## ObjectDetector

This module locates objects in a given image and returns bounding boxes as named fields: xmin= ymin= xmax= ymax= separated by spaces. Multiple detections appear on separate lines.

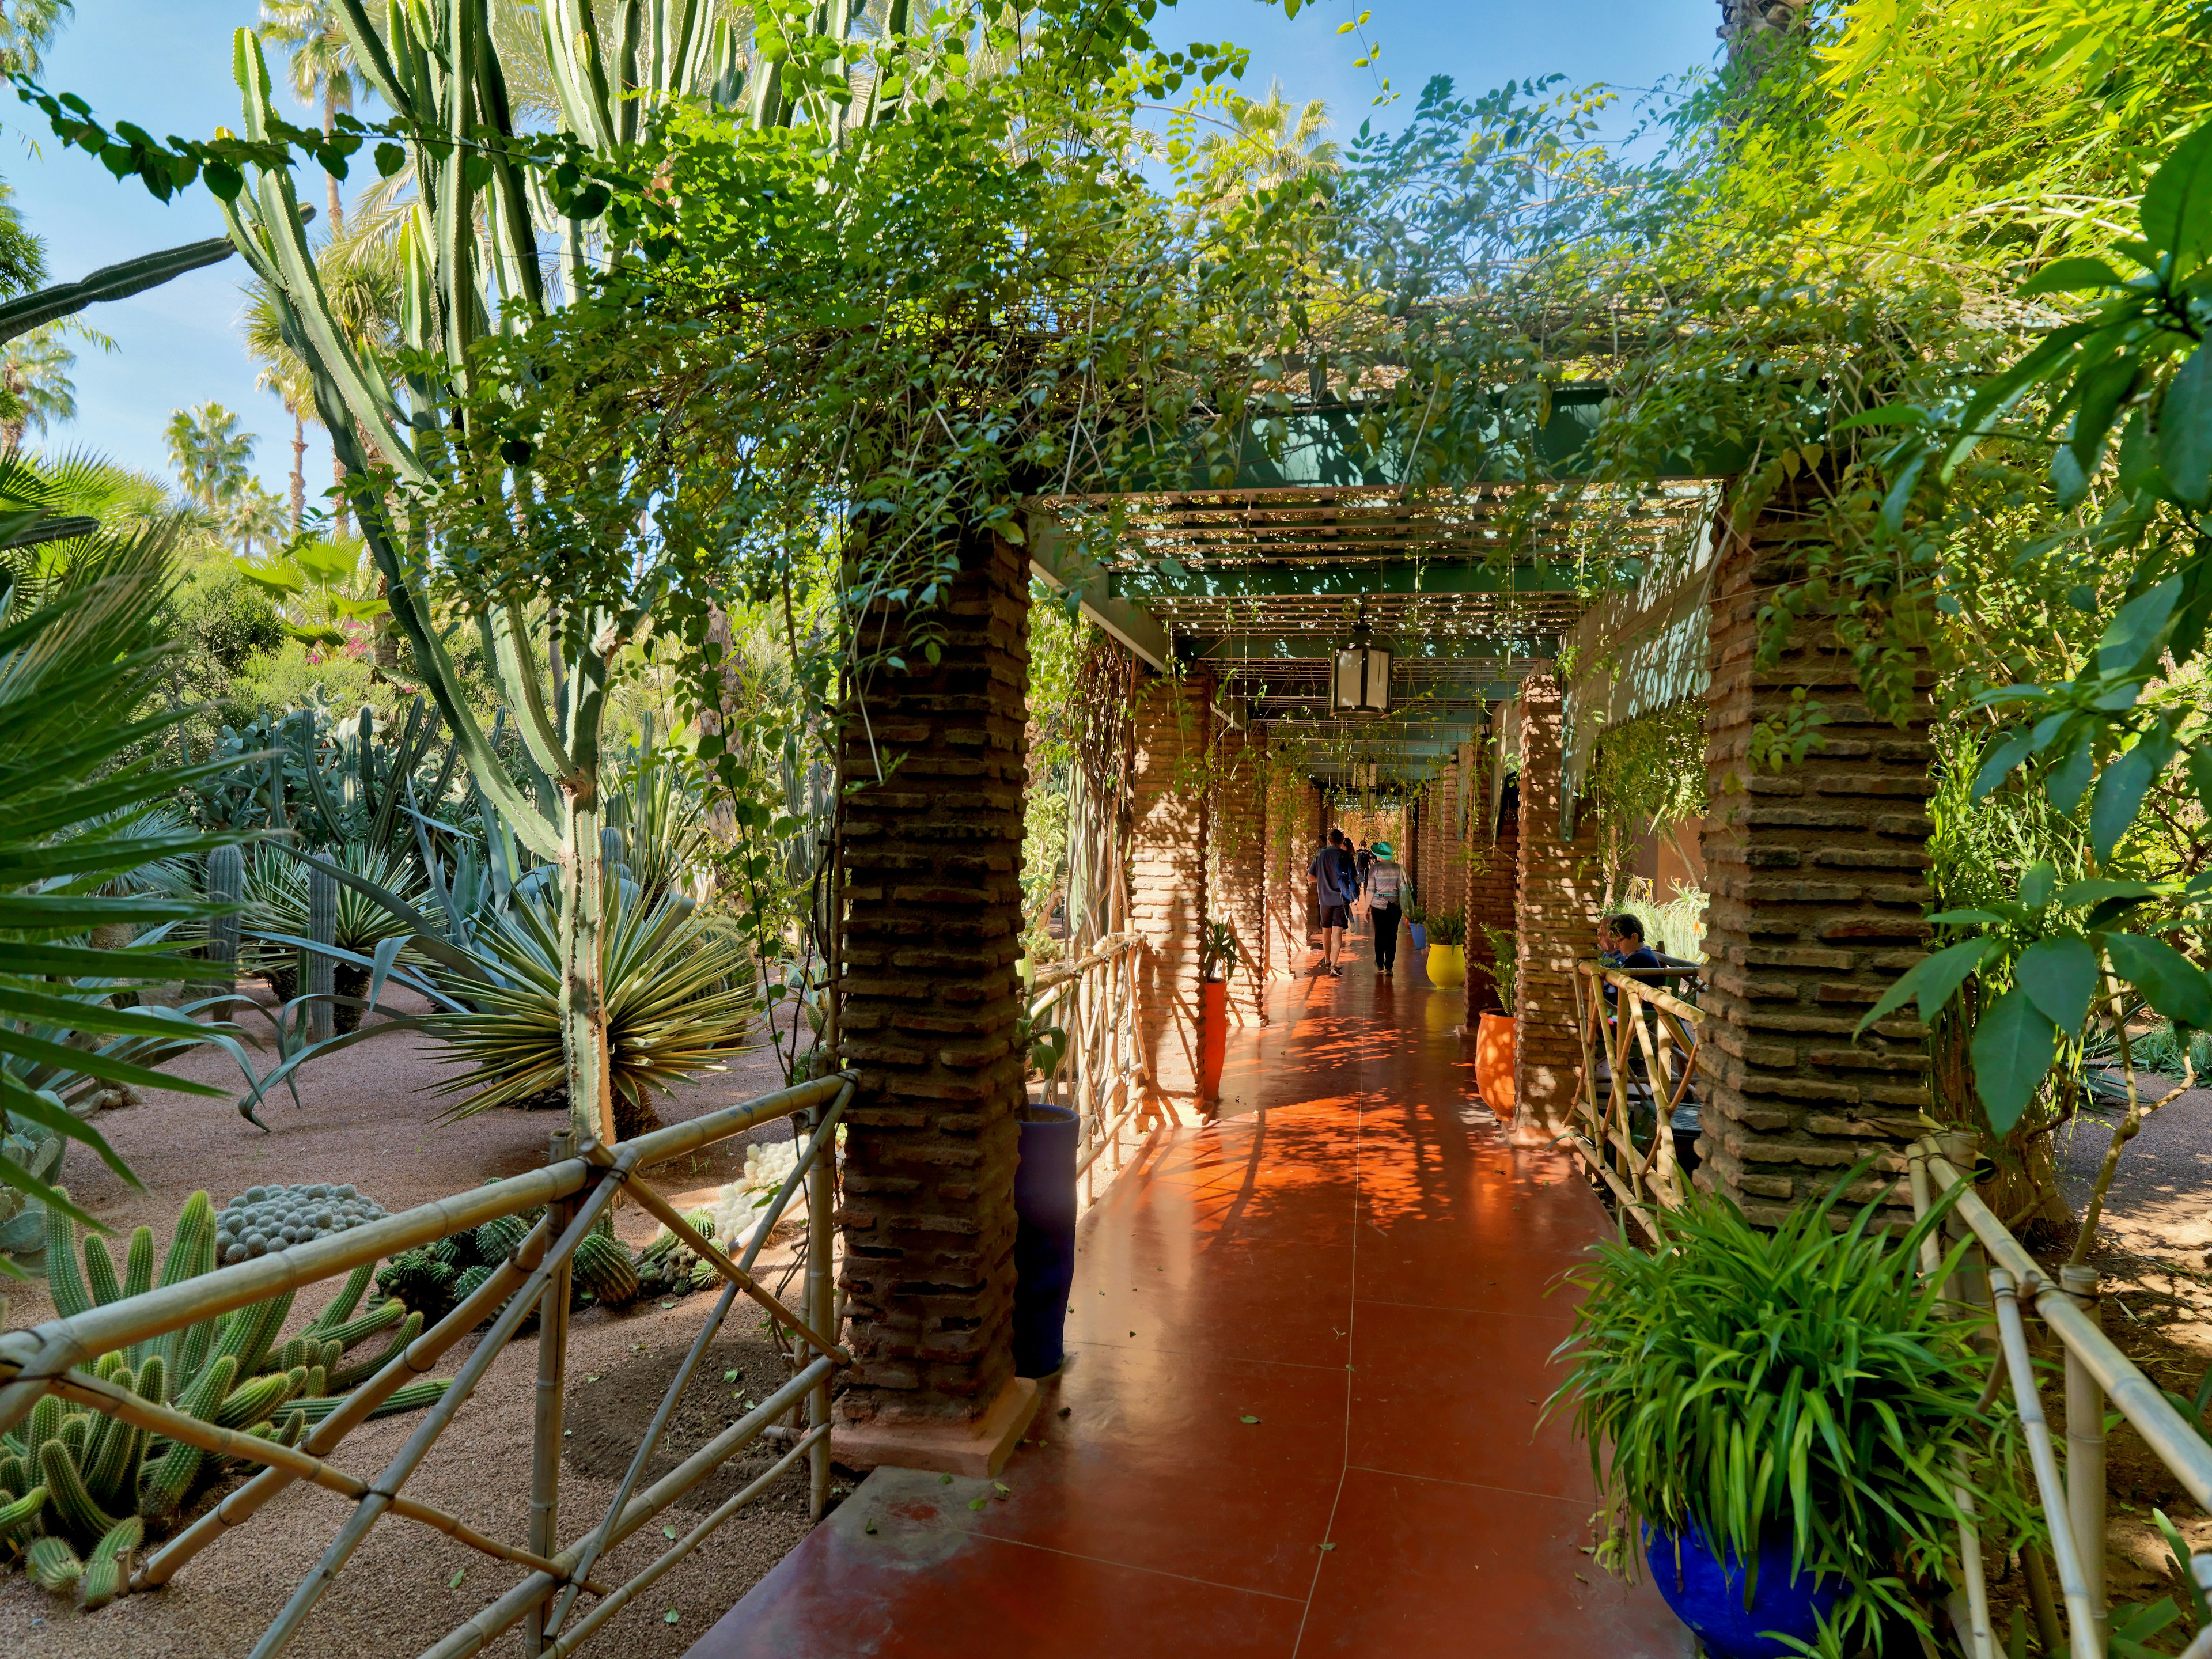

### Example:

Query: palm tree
xmin=163 ymin=403 xmax=255 ymax=513
xmin=0 ymin=321 xmax=91 ymax=449
xmin=0 ymin=0 xmax=73 ymax=74
xmin=221 ymin=480 xmax=289 ymax=558
xmin=1199 ymin=82 xmax=1341 ymax=199
xmin=260 ymin=0 xmax=365 ymax=233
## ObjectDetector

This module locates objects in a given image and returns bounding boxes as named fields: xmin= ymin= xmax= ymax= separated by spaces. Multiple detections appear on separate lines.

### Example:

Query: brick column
xmin=1130 ymin=671 xmax=1210 ymax=1119
xmin=1513 ymin=666 xmax=1604 ymax=1145
xmin=1211 ymin=720 xmax=1267 ymax=1020
xmin=834 ymin=527 xmax=1035 ymax=1465
xmin=1697 ymin=500 xmax=1935 ymax=1226
xmin=1263 ymin=746 xmax=1306 ymax=978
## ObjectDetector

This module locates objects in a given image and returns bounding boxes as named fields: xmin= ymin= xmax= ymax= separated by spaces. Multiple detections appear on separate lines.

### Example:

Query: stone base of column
xmin=833 ymin=1373 xmax=1042 ymax=1479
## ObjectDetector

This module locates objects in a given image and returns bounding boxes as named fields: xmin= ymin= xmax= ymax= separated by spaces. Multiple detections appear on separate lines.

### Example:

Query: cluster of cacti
xmin=377 ymin=1206 xmax=639 ymax=1328
xmin=0 ymin=1191 xmax=446 ymax=1610
xmin=217 ymin=1184 xmax=389 ymax=1262
xmin=631 ymin=1210 xmax=722 ymax=1298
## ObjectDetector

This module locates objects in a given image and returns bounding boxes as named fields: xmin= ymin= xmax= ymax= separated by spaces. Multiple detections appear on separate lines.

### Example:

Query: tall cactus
xmin=306 ymin=862 xmax=338 ymax=1044
xmin=215 ymin=0 xmax=886 ymax=1149
xmin=202 ymin=843 xmax=244 ymax=998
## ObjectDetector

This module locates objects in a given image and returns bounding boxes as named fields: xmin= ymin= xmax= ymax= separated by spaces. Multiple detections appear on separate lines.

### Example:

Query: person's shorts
xmin=1320 ymin=903 xmax=1351 ymax=929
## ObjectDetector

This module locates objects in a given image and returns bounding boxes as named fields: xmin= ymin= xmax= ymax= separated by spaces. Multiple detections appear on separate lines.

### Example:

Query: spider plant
xmin=1547 ymin=1171 xmax=2034 ymax=1652
xmin=422 ymin=878 xmax=760 ymax=1139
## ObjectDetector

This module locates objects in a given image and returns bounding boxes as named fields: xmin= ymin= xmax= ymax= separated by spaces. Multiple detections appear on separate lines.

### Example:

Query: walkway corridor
xmin=689 ymin=931 xmax=1690 ymax=1658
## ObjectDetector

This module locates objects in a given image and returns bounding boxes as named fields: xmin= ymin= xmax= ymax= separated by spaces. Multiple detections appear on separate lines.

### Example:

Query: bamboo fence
xmin=1567 ymin=960 xmax=1702 ymax=1235
xmin=1027 ymin=930 xmax=1150 ymax=1208
xmin=0 ymin=1070 xmax=854 ymax=1659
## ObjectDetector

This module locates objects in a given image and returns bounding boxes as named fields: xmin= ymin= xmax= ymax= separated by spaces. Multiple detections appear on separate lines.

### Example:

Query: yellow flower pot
xmin=1426 ymin=942 xmax=1466 ymax=988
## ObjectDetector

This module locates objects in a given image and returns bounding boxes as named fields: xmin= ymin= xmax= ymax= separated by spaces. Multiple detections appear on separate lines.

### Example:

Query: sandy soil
xmin=0 ymin=981 xmax=839 ymax=1657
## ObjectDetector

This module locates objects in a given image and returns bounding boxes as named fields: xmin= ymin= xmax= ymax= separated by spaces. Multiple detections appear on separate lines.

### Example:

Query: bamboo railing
xmin=1910 ymin=1134 xmax=2212 ymax=1659
xmin=1567 ymin=960 xmax=1702 ymax=1237
xmin=1027 ymin=930 xmax=1149 ymax=1206
xmin=0 ymin=1071 xmax=855 ymax=1659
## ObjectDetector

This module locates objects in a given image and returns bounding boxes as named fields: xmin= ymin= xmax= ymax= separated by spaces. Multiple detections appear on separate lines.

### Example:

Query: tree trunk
xmin=334 ymin=445 xmax=350 ymax=540
xmin=290 ymin=410 xmax=306 ymax=532
xmin=375 ymin=573 xmax=402 ymax=671
xmin=559 ymin=630 xmax=615 ymax=1149
xmin=324 ymin=92 xmax=343 ymax=236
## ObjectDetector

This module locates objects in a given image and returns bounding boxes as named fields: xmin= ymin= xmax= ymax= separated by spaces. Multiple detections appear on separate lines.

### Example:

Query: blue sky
xmin=6 ymin=0 xmax=1720 ymax=502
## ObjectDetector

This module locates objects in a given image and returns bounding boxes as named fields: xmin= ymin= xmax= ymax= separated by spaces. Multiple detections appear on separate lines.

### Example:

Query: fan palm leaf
xmin=0 ymin=509 xmax=255 ymax=1233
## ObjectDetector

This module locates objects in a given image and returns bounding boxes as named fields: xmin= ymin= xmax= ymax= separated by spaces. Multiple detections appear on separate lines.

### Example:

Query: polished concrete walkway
xmin=688 ymin=927 xmax=1690 ymax=1658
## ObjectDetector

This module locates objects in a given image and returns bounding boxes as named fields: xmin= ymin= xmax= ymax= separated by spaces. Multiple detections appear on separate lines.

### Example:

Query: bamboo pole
xmin=2061 ymin=1262 xmax=2108 ymax=1652
xmin=50 ymin=1369 xmax=610 ymax=1591
xmin=620 ymin=1180 xmax=849 ymax=1358
xmin=1922 ymin=1139 xmax=2212 ymax=1510
xmin=544 ymin=1090 xmax=847 ymax=1638
xmin=525 ymin=1129 xmax=578 ymax=1657
xmin=805 ymin=1099 xmax=835 ymax=1520
xmin=0 ymin=1070 xmax=850 ymax=1436
xmin=543 ymin=1427 xmax=831 ymax=1658
xmin=1988 ymin=1266 xmax=2103 ymax=1659
xmin=138 ymin=1216 xmax=555 ymax=1589
xmin=247 ymin=1172 xmax=623 ymax=1659
xmin=416 ymin=1355 xmax=838 ymax=1659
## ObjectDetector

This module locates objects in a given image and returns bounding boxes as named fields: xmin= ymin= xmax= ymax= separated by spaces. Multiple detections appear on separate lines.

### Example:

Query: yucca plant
xmin=422 ymin=878 xmax=759 ymax=1138
xmin=1547 ymin=1173 xmax=2033 ymax=1652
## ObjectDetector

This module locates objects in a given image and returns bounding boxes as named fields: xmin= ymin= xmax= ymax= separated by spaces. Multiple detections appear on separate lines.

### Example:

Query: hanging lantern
xmin=1331 ymin=612 xmax=1391 ymax=718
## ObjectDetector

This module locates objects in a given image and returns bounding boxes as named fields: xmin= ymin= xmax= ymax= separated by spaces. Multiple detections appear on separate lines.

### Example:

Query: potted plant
xmin=1198 ymin=921 xmax=1237 ymax=1101
xmin=1547 ymin=1174 xmax=2028 ymax=1659
xmin=1425 ymin=910 xmax=1467 ymax=988
xmin=1013 ymin=1007 xmax=1076 ymax=1377
xmin=1405 ymin=901 xmax=1428 ymax=953
xmin=1475 ymin=925 xmax=1516 ymax=1115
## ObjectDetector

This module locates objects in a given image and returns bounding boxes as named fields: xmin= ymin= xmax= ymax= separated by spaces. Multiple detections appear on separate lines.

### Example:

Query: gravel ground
xmin=0 ymin=980 xmax=835 ymax=1657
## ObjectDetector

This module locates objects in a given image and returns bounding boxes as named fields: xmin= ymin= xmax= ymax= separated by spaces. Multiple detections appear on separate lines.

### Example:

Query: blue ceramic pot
xmin=1408 ymin=922 xmax=1428 ymax=951
xmin=1012 ymin=1103 xmax=1080 ymax=1377
xmin=1643 ymin=1522 xmax=1841 ymax=1659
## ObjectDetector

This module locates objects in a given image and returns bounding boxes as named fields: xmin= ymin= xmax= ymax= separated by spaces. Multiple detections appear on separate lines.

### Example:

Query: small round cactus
xmin=217 ymin=1184 xmax=388 ymax=1264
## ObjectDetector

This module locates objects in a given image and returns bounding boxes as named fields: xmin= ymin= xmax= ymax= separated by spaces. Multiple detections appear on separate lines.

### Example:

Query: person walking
xmin=1306 ymin=827 xmax=1359 ymax=978
xmin=1366 ymin=841 xmax=1406 ymax=975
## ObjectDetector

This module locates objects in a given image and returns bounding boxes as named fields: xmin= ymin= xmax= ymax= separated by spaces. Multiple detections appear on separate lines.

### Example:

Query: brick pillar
xmin=1130 ymin=671 xmax=1210 ymax=1118
xmin=1513 ymin=666 xmax=1604 ymax=1145
xmin=1697 ymin=499 xmax=1935 ymax=1225
xmin=835 ymin=527 xmax=1029 ymax=1445
xmin=1211 ymin=721 xmax=1267 ymax=1020
xmin=1263 ymin=743 xmax=1304 ymax=978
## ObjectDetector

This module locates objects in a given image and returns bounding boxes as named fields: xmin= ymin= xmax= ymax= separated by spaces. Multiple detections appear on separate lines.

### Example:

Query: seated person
xmin=1603 ymin=912 xmax=1663 ymax=972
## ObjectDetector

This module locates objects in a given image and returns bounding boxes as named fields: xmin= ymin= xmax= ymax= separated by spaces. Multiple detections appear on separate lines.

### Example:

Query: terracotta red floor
xmin=687 ymin=934 xmax=1691 ymax=1658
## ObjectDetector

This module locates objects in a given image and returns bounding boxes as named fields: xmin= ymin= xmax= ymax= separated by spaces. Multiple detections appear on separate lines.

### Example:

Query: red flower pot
xmin=1200 ymin=978 xmax=1228 ymax=1102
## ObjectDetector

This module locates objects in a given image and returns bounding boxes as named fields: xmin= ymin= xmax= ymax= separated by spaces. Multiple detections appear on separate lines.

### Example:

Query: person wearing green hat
xmin=1366 ymin=840 xmax=1407 ymax=975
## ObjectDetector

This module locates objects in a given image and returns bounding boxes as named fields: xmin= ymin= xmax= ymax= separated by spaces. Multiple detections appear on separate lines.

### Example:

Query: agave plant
xmin=243 ymin=842 xmax=427 ymax=1033
xmin=422 ymin=878 xmax=759 ymax=1138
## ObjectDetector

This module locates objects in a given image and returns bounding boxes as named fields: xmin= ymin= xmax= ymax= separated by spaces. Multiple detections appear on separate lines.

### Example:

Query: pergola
xmin=1024 ymin=391 xmax=1719 ymax=789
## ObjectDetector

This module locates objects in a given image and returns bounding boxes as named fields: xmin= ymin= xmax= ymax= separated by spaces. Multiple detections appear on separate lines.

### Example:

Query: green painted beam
xmin=1024 ymin=513 xmax=1170 ymax=672
xmin=1111 ymin=561 xmax=1585 ymax=601
xmin=1191 ymin=635 xmax=1552 ymax=663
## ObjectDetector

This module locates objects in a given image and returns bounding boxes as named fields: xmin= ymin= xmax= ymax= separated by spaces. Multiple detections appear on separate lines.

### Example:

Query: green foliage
xmin=1550 ymin=1175 xmax=2033 ymax=1653
xmin=1478 ymin=923 xmax=1517 ymax=1016
xmin=1200 ymin=921 xmax=1240 ymax=981
xmin=1425 ymin=911 xmax=1466 ymax=948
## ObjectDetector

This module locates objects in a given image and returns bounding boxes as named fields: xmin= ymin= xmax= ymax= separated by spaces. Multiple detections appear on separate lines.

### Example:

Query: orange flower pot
xmin=1476 ymin=1012 xmax=1517 ymax=1118
xmin=1200 ymin=978 xmax=1228 ymax=1103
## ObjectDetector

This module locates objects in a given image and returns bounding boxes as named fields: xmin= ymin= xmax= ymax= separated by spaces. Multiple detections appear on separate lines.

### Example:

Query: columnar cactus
xmin=3 ymin=1192 xmax=452 ymax=1607
xmin=203 ymin=844 xmax=244 ymax=996
xmin=306 ymin=862 xmax=338 ymax=1043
